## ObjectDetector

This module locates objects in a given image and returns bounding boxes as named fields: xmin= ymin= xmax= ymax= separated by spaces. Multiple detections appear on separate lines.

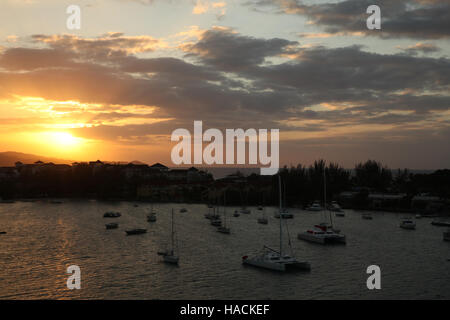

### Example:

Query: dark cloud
xmin=246 ymin=0 xmax=450 ymax=39
xmin=183 ymin=27 xmax=298 ymax=70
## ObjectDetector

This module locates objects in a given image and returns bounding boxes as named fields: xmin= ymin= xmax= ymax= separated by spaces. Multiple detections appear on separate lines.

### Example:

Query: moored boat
xmin=104 ymin=212 xmax=121 ymax=218
xmin=243 ymin=175 xmax=310 ymax=272
xmin=298 ymin=223 xmax=346 ymax=244
xmin=400 ymin=218 xmax=416 ymax=230
xmin=105 ymin=222 xmax=119 ymax=229
xmin=443 ymin=228 xmax=450 ymax=241
xmin=362 ymin=213 xmax=373 ymax=220
xmin=431 ymin=220 xmax=450 ymax=227
xmin=161 ymin=209 xmax=179 ymax=265
xmin=125 ymin=229 xmax=147 ymax=235
xmin=305 ymin=201 xmax=323 ymax=212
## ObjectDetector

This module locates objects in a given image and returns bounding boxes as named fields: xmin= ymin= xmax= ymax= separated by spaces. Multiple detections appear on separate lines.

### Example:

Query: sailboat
xmin=147 ymin=203 xmax=156 ymax=222
xmin=242 ymin=176 xmax=311 ymax=272
xmin=443 ymin=228 xmax=450 ymax=241
xmin=257 ymin=206 xmax=268 ymax=224
xmin=161 ymin=209 xmax=179 ymax=265
xmin=298 ymin=166 xmax=346 ymax=245
xmin=274 ymin=180 xmax=293 ymax=218
xmin=217 ymin=193 xmax=230 ymax=234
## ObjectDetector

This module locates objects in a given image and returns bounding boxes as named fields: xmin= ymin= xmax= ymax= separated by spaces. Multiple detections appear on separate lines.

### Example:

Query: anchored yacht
xmin=242 ymin=176 xmax=310 ymax=272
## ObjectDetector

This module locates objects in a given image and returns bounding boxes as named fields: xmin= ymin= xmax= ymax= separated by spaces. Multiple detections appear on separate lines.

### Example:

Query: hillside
xmin=0 ymin=151 xmax=73 ymax=166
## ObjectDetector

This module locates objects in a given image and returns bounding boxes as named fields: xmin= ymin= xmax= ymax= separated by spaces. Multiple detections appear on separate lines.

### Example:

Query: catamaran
xmin=161 ymin=209 xmax=179 ymax=265
xmin=298 ymin=167 xmax=346 ymax=245
xmin=242 ymin=176 xmax=311 ymax=272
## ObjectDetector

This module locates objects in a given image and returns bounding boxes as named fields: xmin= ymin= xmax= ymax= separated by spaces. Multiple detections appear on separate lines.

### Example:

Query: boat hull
xmin=298 ymin=232 xmax=346 ymax=245
xmin=242 ymin=258 xmax=310 ymax=272
xmin=163 ymin=255 xmax=179 ymax=265
xmin=125 ymin=229 xmax=147 ymax=236
xmin=431 ymin=221 xmax=450 ymax=227
xmin=400 ymin=224 xmax=416 ymax=230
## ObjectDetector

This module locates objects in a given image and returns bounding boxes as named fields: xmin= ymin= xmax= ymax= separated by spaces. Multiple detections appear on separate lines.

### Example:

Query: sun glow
xmin=46 ymin=132 xmax=81 ymax=148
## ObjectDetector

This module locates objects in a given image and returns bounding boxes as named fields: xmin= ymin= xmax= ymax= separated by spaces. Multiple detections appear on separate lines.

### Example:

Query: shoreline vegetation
xmin=0 ymin=159 xmax=449 ymax=215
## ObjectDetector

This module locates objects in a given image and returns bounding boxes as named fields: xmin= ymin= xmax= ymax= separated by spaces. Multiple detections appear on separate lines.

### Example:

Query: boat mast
xmin=323 ymin=165 xmax=333 ymax=227
xmin=279 ymin=175 xmax=283 ymax=257
xmin=223 ymin=190 xmax=227 ymax=228
xmin=171 ymin=209 xmax=174 ymax=253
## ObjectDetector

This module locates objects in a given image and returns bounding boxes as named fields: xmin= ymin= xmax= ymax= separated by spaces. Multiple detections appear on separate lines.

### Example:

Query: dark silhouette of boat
xmin=125 ymin=229 xmax=147 ymax=235
xmin=105 ymin=223 xmax=119 ymax=230
xmin=104 ymin=212 xmax=121 ymax=218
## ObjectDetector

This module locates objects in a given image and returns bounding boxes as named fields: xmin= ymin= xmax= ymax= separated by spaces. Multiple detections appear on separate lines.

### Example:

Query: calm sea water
xmin=0 ymin=200 xmax=449 ymax=300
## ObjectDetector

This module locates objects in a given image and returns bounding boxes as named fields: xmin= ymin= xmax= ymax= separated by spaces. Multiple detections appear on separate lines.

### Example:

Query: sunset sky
xmin=0 ymin=0 xmax=449 ymax=168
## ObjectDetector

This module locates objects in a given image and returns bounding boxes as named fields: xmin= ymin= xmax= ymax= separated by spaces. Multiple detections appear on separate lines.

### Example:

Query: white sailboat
xmin=298 ymin=167 xmax=346 ymax=245
xmin=242 ymin=176 xmax=311 ymax=272
xmin=162 ymin=209 xmax=179 ymax=265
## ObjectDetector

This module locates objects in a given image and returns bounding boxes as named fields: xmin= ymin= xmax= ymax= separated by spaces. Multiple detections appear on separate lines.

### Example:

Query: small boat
xmin=400 ymin=218 xmax=416 ymax=230
xmin=0 ymin=231 xmax=6 ymax=235
xmin=335 ymin=212 xmax=345 ymax=217
xmin=362 ymin=213 xmax=373 ymax=220
xmin=233 ymin=210 xmax=240 ymax=217
xmin=431 ymin=220 xmax=450 ymax=227
xmin=257 ymin=217 xmax=268 ymax=224
xmin=125 ymin=228 xmax=147 ymax=235
xmin=205 ymin=207 xmax=220 ymax=220
xmin=443 ymin=229 xmax=450 ymax=242
xmin=211 ymin=218 xmax=222 ymax=227
xmin=258 ymin=208 xmax=268 ymax=225
xmin=103 ymin=212 xmax=121 ymax=218
xmin=305 ymin=201 xmax=323 ymax=212
xmin=240 ymin=207 xmax=251 ymax=214
xmin=243 ymin=175 xmax=310 ymax=272
xmin=180 ymin=208 xmax=187 ymax=213
xmin=161 ymin=209 xmax=179 ymax=265
xmin=328 ymin=201 xmax=344 ymax=212
xmin=147 ymin=204 xmax=157 ymax=222
xmin=217 ymin=226 xmax=230 ymax=234
xmin=415 ymin=214 xmax=422 ymax=219
xmin=133 ymin=204 xmax=139 ymax=207
xmin=274 ymin=211 xmax=293 ymax=219
xmin=105 ymin=223 xmax=119 ymax=230
xmin=157 ymin=249 xmax=169 ymax=256
xmin=257 ymin=206 xmax=263 ymax=211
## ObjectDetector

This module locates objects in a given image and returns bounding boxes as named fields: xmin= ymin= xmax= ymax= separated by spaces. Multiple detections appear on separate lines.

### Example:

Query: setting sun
xmin=48 ymin=132 xmax=80 ymax=147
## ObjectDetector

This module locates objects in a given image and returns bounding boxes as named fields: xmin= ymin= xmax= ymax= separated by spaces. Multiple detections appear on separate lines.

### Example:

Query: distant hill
xmin=0 ymin=151 xmax=74 ymax=166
